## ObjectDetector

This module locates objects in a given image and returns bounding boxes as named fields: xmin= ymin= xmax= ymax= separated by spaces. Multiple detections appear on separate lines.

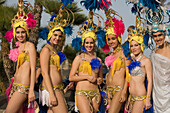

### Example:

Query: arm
xmin=40 ymin=47 xmax=57 ymax=105
xmin=97 ymin=58 xmax=103 ymax=85
xmin=69 ymin=55 xmax=89 ymax=82
xmin=144 ymin=58 xmax=153 ymax=110
xmin=36 ymin=68 xmax=41 ymax=83
xmin=28 ymin=43 xmax=36 ymax=103
xmin=120 ymin=56 xmax=129 ymax=102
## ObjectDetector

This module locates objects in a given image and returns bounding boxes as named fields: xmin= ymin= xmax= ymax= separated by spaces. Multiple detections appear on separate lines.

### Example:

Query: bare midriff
xmin=129 ymin=76 xmax=146 ymax=96
xmin=42 ymin=65 xmax=63 ymax=87
xmin=14 ymin=62 xmax=30 ymax=86
xmin=106 ymin=68 xmax=125 ymax=88
xmin=76 ymin=72 xmax=99 ymax=91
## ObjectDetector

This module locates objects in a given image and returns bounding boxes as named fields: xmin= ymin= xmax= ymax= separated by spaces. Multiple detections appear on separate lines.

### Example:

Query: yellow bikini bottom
xmin=9 ymin=82 xmax=30 ymax=99
xmin=75 ymin=90 xmax=100 ymax=113
xmin=40 ymin=84 xmax=63 ymax=91
xmin=129 ymin=95 xmax=147 ymax=111
xmin=107 ymin=85 xmax=122 ymax=98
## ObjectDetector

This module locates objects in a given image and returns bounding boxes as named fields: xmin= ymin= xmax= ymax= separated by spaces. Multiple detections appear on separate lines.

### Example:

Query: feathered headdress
xmin=128 ymin=14 xmax=149 ymax=52
xmin=4 ymin=0 xmax=36 ymax=42
xmin=72 ymin=0 xmax=107 ymax=51
xmin=39 ymin=0 xmax=74 ymax=41
xmin=101 ymin=8 xmax=125 ymax=52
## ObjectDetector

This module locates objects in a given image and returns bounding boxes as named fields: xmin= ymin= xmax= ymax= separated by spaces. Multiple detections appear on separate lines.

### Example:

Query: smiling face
xmin=130 ymin=40 xmax=142 ymax=56
xmin=107 ymin=34 xmax=119 ymax=49
xmin=84 ymin=37 xmax=95 ymax=52
xmin=50 ymin=30 xmax=63 ymax=45
xmin=15 ymin=27 xmax=27 ymax=43
xmin=152 ymin=31 xmax=165 ymax=47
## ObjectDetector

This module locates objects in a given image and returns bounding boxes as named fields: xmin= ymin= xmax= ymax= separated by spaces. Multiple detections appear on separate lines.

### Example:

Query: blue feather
xmin=80 ymin=0 xmax=100 ymax=11
xmin=57 ymin=52 xmax=67 ymax=64
xmin=143 ymin=33 xmax=149 ymax=49
xmin=61 ymin=0 xmax=74 ymax=6
xmin=127 ymin=60 xmax=141 ymax=74
xmin=168 ymin=29 xmax=170 ymax=36
xmin=131 ymin=4 xmax=137 ymax=15
xmin=39 ymin=28 xmax=49 ymax=40
xmin=64 ymin=25 xmax=73 ymax=36
xmin=71 ymin=37 xmax=82 ymax=51
xmin=82 ymin=46 xmax=88 ymax=53
xmin=122 ymin=41 xmax=130 ymax=57
xmin=50 ymin=14 xmax=57 ymax=21
xmin=96 ymin=30 xmax=106 ymax=48
xmin=90 ymin=58 xmax=101 ymax=70
xmin=138 ymin=0 xmax=160 ymax=12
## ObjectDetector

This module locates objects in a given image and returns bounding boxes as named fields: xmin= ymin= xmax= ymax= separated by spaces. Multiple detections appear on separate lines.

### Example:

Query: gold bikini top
xmin=78 ymin=54 xmax=92 ymax=76
xmin=16 ymin=42 xmax=30 ymax=70
xmin=47 ymin=44 xmax=60 ymax=71
xmin=111 ymin=56 xmax=125 ymax=76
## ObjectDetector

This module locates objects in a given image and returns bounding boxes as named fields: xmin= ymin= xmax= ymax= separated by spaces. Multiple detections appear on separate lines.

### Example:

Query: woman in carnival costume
xmin=102 ymin=7 xmax=128 ymax=113
xmin=5 ymin=0 xmax=37 ymax=113
xmin=38 ymin=1 xmax=74 ymax=113
xmin=142 ymin=0 xmax=170 ymax=112
xmin=125 ymin=15 xmax=153 ymax=113
xmin=70 ymin=0 xmax=110 ymax=112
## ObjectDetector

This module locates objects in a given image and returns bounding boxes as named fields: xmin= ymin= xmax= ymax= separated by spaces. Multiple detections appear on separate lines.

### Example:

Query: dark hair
xmin=53 ymin=29 xmax=63 ymax=35
xmin=127 ymin=25 xmax=135 ymax=32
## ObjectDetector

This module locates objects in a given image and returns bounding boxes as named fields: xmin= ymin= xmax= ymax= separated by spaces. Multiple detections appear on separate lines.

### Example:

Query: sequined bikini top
xmin=16 ymin=42 xmax=30 ymax=70
xmin=47 ymin=44 xmax=60 ymax=71
xmin=131 ymin=55 xmax=145 ymax=77
xmin=78 ymin=54 xmax=92 ymax=76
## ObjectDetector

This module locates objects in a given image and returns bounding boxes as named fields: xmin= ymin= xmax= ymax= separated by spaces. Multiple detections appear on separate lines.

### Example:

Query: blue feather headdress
xmin=39 ymin=0 xmax=74 ymax=41
xmin=72 ymin=3 xmax=106 ymax=52
xmin=80 ymin=0 xmax=100 ymax=11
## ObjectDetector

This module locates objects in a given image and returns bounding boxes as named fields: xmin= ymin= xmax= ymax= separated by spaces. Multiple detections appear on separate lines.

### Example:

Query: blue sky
xmin=4 ymin=0 xmax=151 ymax=56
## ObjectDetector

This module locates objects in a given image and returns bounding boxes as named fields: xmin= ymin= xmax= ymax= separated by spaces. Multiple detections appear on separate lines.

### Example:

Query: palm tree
xmin=0 ymin=0 xmax=87 ymax=81
xmin=36 ymin=0 xmax=87 ymax=52
xmin=0 ymin=4 xmax=17 ymax=80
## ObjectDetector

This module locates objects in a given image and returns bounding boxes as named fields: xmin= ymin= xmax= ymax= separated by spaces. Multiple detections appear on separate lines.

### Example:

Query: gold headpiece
xmin=47 ymin=5 xmax=74 ymax=40
xmin=128 ymin=15 xmax=146 ymax=52
xmin=105 ymin=8 xmax=124 ymax=44
xmin=78 ymin=10 xmax=104 ymax=45
xmin=12 ymin=0 xmax=34 ymax=39
xmin=128 ymin=15 xmax=145 ymax=38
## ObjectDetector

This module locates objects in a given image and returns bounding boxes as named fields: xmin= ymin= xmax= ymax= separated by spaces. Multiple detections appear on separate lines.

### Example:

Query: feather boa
xmin=57 ymin=52 xmax=67 ymax=64
xmin=80 ymin=0 xmax=100 ymax=11
xmin=90 ymin=58 xmax=101 ymax=70
xmin=39 ymin=28 xmax=49 ymax=40
xmin=26 ymin=13 xmax=36 ymax=28
xmin=71 ymin=37 xmax=82 ymax=51
xmin=127 ymin=60 xmax=141 ymax=74
xmin=105 ymin=18 xmax=125 ymax=37
xmin=105 ymin=56 xmax=116 ymax=68
xmin=4 ymin=29 xmax=13 ymax=42
xmin=9 ymin=48 xmax=19 ymax=62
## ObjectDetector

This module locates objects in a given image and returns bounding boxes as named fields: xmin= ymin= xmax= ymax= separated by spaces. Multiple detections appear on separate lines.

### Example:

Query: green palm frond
xmin=37 ymin=0 xmax=87 ymax=25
